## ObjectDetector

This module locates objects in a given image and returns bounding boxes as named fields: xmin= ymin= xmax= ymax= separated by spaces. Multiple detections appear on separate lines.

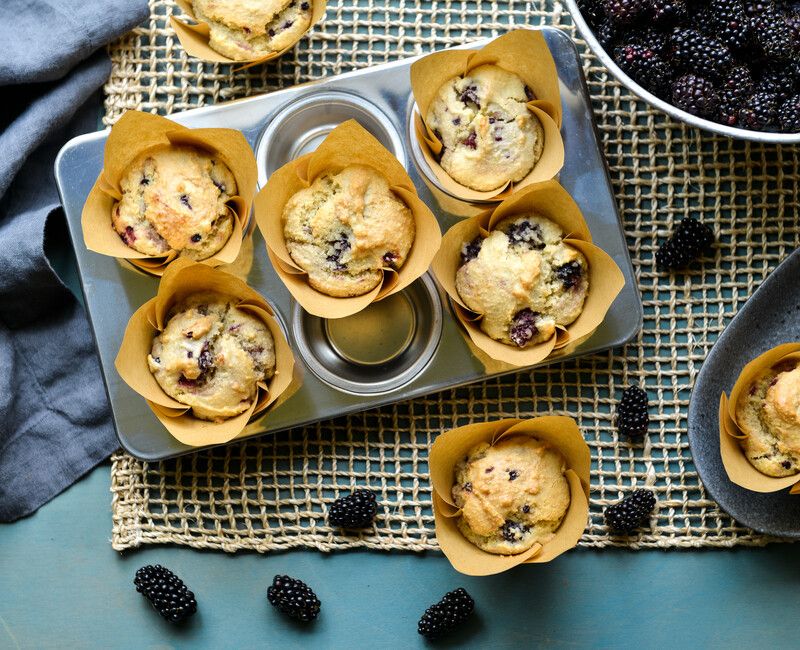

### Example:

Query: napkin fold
xmin=0 ymin=0 xmax=149 ymax=522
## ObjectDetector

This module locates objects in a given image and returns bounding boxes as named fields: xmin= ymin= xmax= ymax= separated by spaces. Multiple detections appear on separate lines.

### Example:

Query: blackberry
xmin=778 ymin=94 xmax=800 ymax=131
xmin=633 ymin=27 xmax=670 ymax=56
xmin=648 ymin=0 xmax=687 ymax=27
xmin=327 ymin=489 xmax=378 ymax=528
xmin=718 ymin=65 xmax=755 ymax=125
xmin=595 ymin=17 xmax=621 ymax=49
xmin=555 ymin=261 xmax=584 ymax=290
xmin=756 ymin=64 xmax=798 ymax=103
xmin=267 ymin=575 xmax=321 ymax=622
xmin=655 ymin=216 xmax=715 ymax=270
xmin=509 ymin=308 xmax=540 ymax=348
xmin=695 ymin=0 xmax=751 ymax=51
xmin=603 ymin=0 xmax=648 ymax=24
xmin=460 ymin=237 xmax=482 ymax=264
xmin=614 ymin=42 xmax=673 ymax=94
xmin=134 ymin=565 xmax=197 ymax=623
xmin=615 ymin=385 xmax=650 ymax=438
xmin=670 ymin=28 xmax=733 ymax=80
xmin=506 ymin=220 xmax=544 ymax=249
xmin=747 ymin=4 xmax=794 ymax=58
xmin=739 ymin=91 xmax=778 ymax=129
xmin=577 ymin=0 xmax=606 ymax=28
xmin=604 ymin=489 xmax=657 ymax=534
xmin=417 ymin=588 xmax=475 ymax=639
xmin=671 ymin=74 xmax=719 ymax=119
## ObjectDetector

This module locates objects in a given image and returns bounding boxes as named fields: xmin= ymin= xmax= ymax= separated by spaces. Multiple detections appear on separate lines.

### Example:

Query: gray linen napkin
xmin=0 ymin=0 xmax=149 ymax=521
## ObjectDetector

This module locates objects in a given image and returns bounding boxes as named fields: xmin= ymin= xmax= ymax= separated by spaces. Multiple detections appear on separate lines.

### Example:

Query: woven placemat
xmin=108 ymin=0 xmax=800 ymax=552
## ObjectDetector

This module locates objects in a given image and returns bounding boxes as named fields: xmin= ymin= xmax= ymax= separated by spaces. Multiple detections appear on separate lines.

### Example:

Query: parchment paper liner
xmin=170 ymin=0 xmax=327 ymax=67
xmin=719 ymin=343 xmax=800 ymax=494
xmin=429 ymin=416 xmax=591 ymax=576
xmin=410 ymin=29 xmax=565 ymax=202
xmin=431 ymin=180 xmax=625 ymax=367
xmin=255 ymin=119 xmax=442 ymax=318
xmin=114 ymin=259 xmax=295 ymax=447
xmin=82 ymin=110 xmax=258 ymax=277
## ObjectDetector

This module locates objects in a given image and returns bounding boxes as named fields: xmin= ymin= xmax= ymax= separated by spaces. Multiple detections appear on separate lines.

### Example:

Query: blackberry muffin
xmin=113 ymin=145 xmax=237 ymax=261
xmin=282 ymin=164 xmax=415 ymax=298
xmin=148 ymin=291 xmax=275 ymax=421
xmin=425 ymin=64 xmax=544 ymax=192
xmin=455 ymin=214 xmax=589 ymax=348
xmin=192 ymin=0 xmax=313 ymax=61
xmin=735 ymin=359 xmax=800 ymax=477
xmin=451 ymin=435 xmax=570 ymax=555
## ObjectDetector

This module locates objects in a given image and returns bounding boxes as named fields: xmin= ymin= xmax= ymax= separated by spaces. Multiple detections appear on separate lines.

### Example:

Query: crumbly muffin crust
xmin=455 ymin=214 xmax=589 ymax=348
xmin=148 ymin=291 xmax=275 ymax=421
xmin=452 ymin=435 xmax=570 ymax=555
xmin=425 ymin=64 xmax=544 ymax=192
xmin=282 ymin=164 xmax=415 ymax=298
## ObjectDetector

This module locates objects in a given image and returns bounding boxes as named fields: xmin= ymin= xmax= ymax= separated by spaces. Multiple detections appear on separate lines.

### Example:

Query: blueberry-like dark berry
xmin=655 ymin=216 xmax=715 ymax=270
xmin=671 ymin=74 xmax=719 ymax=119
xmin=326 ymin=235 xmax=351 ymax=270
xmin=508 ymin=308 xmax=540 ymax=347
xmin=500 ymin=519 xmax=529 ymax=542
xmin=134 ymin=565 xmax=197 ymax=623
xmin=180 ymin=194 xmax=191 ymax=209
xmin=460 ymin=237 xmax=482 ymax=264
xmin=616 ymin=385 xmax=649 ymax=438
xmin=778 ymin=94 xmax=800 ymax=132
xmin=267 ymin=575 xmax=320 ymax=622
xmin=604 ymin=489 xmax=657 ymax=534
xmin=197 ymin=340 xmax=213 ymax=374
xmin=505 ymin=220 xmax=544 ymax=249
xmin=460 ymin=85 xmax=480 ymax=107
xmin=417 ymin=588 xmax=475 ymax=639
xmin=614 ymin=43 xmax=673 ymax=94
xmin=463 ymin=131 xmax=478 ymax=149
xmin=555 ymin=261 xmax=584 ymax=290
xmin=328 ymin=489 xmax=378 ymax=528
xmin=190 ymin=233 xmax=202 ymax=242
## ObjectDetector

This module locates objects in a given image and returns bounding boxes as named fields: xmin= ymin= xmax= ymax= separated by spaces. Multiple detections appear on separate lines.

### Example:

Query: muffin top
xmin=193 ymin=0 xmax=312 ymax=61
xmin=148 ymin=291 xmax=275 ymax=422
xmin=113 ymin=145 xmax=237 ymax=261
xmin=451 ymin=435 xmax=570 ymax=555
xmin=455 ymin=214 xmax=588 ymax=348
xmin=736 ymin=360 xmax=800 ymax=477
xmin=282 ymin=164 xmax=415 ymax=298
xmin=425 ymin=64 xmax=544 ymax=192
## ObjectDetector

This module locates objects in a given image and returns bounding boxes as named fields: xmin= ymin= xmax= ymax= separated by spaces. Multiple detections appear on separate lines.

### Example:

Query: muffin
xmin=425 ymin=64 xmax=544 ymax=192
xmin=113 ymin=145 xmax=237 ymax=261
xmin=282 ymin=164 xmax=415 ymax=298
xmin=735 ymin=359 xmax=800 ymax=477
xmin=192 ymin=0 xmax=313 ymax=61
xmin=451 ymin=435 xmax=570 ymax=555
xmin=455 ymin=214 xmax=589 ymax=348
xmin=148 ymin=291 xmax=275 ymax=421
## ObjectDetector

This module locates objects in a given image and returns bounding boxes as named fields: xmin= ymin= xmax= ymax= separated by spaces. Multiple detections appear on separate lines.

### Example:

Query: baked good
xmin=455 ymin=214 xmax=589 ymax=348
xmin=192 ymin=0 xmax=313 ymax=61
xmin=451 ymin=435 xmax=570 ymax=555
xmin=735 ymin=359 xmax=800 ymax=477
xmin=282 ymin=164 xmax=415 ymax=298
xmin=425 ymin=64 xmax=544 ymax=192
xmin=113 ymin=145 xmax=237 ymax=261
xmin=148 ymin=291 xmax=275 ymax=421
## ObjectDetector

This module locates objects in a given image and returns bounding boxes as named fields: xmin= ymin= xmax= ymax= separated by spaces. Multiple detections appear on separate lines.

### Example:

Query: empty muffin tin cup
xmin=256 ymin=91 xmax=405 ymax=186
xmin=292 ymin=273 xmax=443 ymax=395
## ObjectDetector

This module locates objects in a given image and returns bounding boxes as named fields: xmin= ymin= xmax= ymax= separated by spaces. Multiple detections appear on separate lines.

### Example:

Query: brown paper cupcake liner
xmin=429 ymin=416 xmax=591 ymax=576
xmin=431 ymin=180 xmax=625 ymax=367
xmin=254 ymin=119 xmax=442 ymax=319
xmin=410 ymin=29 xmax=565 ymax=202
xmin=170 ymin=0 xmax=327 ymax=67
xmin=719 ymin=342 xmax=800 ymax=494
xmin=114 ymin=259 xmax=296 ymax=447
xmin=81 ymin=110 xmax=258 ymax=277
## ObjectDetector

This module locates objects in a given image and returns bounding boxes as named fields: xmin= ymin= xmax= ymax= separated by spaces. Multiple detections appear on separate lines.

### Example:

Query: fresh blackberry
xmin=670 ymin=28 xmax=733 ymax=80
xmin=509 ymin=308 xmax=540 ymax=347
xmin=786 ymin=9 xmax=800 ymax=48
xmin=739 ymin=91 xmax=779 ymax=129
xmin=417 ymin=588 xmax=475 ymax=639
xmin=648 ymin=0 xmax=687 ymax=27
xmin=578 ymin=0 xmax=607 ymax=28
xmin=655 ymin=216 xmax=715 ymax=270
xmin=671 ymin=74 xmax=719 ymax=119
xmin=603 ymin=0 xmax=649 ymax=24
xmin=327 ymin=489 xmax=378 ymax=528
xmin=134 ymin=565 xmax=197 ymax=623
xmin=633 ymin=27 xmax=670 ymax=55
xmin=614 ymin=42 xmax=673 ymax=94
xmin=756 ymin=64 xmax=798 ymax=103
xmin=615 ymin=386 xmax=650 ymax=438
xmin=595 ymin=17 xmax=622 ymax=49
xmin=604 ymin=489 xmax=657 ymax=534
xmin=267 ymin=575 xmax=321 ymax=622
xmin=777 ymin=94 xmax=800 ymax=131
xmin=747 ymin=3 xmax=794 ymax=58
xmin=695 ymin=0 xmax=752 ymax=51
xmin=718 ymin=65 xmax=755 ymax=125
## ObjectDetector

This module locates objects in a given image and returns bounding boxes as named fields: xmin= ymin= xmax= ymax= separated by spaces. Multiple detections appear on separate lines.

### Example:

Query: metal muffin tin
xmin=55 ymin=28 xmax=643 ymax=461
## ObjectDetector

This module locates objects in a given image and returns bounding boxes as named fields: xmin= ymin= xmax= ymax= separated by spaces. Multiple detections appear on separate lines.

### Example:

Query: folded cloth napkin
xmin=0 ymin=0 xmax=149 ymax=521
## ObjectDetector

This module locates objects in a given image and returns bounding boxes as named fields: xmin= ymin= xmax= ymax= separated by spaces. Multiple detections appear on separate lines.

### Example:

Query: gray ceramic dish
xmin=688 ymin=248 xmax=800 ymax=537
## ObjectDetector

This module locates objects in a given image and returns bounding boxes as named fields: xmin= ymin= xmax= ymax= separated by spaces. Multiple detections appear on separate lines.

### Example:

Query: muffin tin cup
xmin=81 ymin=111 xmax=258 ymax=277
xmin=719 ymin=342 xmax=800 ymax=494
xmin=254 ymin=118 xmax=442 ymax=319
xmin=115 ymin=259 xmax=297 ymax=446
xmin=429 ymin=416 xmax=591 ymax=576
xmin=409 ymin=29 xmax=565 ymax=203
xmin=170 ymin=0 xmax=328 ymax=67
xmin=431 ymin=180 xmax=625 ymax=367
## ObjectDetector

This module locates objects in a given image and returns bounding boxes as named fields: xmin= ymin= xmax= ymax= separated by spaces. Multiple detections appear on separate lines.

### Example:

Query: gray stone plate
xmin=688 ymin=248 xmax=800 ymax=538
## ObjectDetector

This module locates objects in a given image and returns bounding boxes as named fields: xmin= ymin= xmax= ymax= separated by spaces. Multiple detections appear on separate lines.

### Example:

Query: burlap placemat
xmin=108 ymin=0 xmax=800 ymax=552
